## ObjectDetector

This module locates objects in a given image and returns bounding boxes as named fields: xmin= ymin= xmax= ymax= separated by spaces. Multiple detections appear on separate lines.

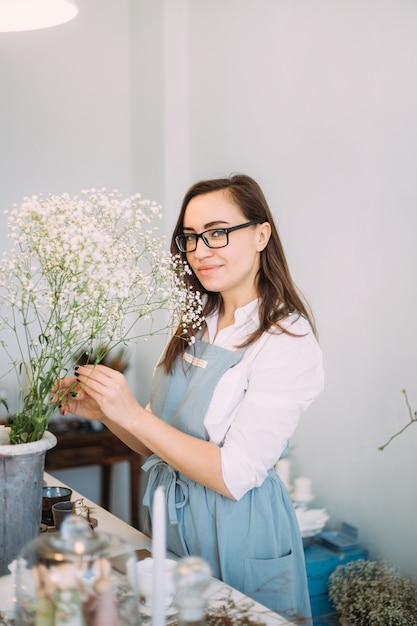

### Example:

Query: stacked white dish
xmin=295 ymin=507 xmax=330 ymax=547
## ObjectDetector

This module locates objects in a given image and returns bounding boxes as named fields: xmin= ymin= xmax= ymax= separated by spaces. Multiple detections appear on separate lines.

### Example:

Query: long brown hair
xmin=161 ymin=174 xmax=316 ymax=373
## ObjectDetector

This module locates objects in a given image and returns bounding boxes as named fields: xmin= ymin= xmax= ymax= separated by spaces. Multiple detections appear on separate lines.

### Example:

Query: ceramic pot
xmin=340 ymin=618 xmax=356 ymax=626
xmin=0 ymin=431 xmax=57 ymax=575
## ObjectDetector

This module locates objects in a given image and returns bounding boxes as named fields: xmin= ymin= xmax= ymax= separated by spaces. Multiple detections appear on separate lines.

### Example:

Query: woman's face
xmin=182 ymin=189 xmax=271 ymax=305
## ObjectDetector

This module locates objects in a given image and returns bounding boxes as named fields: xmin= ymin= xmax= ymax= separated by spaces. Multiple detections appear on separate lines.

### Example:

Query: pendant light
xmin=0 ymin=0 xmax=79 ymax=33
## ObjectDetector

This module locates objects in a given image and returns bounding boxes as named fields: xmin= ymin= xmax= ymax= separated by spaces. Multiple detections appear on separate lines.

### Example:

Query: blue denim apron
xmin=142 ymin=338 xmax=312 ymax=622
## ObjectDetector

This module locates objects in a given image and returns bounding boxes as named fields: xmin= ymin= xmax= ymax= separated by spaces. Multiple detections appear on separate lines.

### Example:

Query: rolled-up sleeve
xmin=208 ymin=318 xmax=324 ymax=501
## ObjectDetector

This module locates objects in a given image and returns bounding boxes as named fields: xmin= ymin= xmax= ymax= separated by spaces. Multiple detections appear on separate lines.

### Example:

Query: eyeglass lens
xmin=176 ymin=229 xmax=228 ymax=252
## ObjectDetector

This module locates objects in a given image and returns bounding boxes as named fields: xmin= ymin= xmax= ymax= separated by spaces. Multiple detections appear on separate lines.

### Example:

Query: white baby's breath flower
xmin=0 ymin=189 xmax=203 ymax=444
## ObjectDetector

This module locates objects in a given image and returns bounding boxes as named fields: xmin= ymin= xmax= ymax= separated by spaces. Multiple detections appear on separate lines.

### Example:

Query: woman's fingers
xmin=74 ymin=365 xmax=126 ymax=398
xmin=51 ymin=364 xmax=136 ymax=424
xmin=50 ymin=371 xmax=103 ymax=418
xmin=50 ymin=376 xmax=78 ymax=402
xmin=71 ymin=365 xmax=137 ymax=423
xmin=50 ymin=378 xmax=71 ymax=394
xmin=54 ymin=385 xmax=103 ymax=420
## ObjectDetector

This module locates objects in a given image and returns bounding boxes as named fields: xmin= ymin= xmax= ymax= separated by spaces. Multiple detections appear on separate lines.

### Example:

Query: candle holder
xmin=14 ymin=515 xmax=139 ymax=626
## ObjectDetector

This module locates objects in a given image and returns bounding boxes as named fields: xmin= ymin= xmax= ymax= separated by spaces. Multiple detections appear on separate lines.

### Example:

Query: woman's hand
xmin=51 ymin=372 xmax=105 ymax=421
xmin=51 ymin=364 xmax=138 ymax=426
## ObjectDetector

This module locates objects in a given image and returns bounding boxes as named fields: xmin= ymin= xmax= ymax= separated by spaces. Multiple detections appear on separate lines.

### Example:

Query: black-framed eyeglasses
xmin=175 ymin=221 xmax=259 ymax=253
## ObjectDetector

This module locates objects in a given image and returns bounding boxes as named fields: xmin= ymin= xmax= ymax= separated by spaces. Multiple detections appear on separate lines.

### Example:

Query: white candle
xmin=293 ymin=476 xmax=313 ymax=501
xmin=152 ymin=486 xmax=166 ymax=626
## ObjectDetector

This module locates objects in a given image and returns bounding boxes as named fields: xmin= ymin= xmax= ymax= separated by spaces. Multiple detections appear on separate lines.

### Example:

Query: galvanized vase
xmin=0 ymin=430 xmax=57 ymax=575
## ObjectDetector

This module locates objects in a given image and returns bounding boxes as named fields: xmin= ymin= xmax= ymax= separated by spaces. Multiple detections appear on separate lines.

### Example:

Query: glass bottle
xmin=173 ymin=556 xmax=212 ymax=626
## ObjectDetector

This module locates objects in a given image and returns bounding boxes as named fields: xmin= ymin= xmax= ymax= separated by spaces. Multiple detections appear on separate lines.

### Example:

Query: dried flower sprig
xmin=202 ymin=587 xmax=309 ymax=626
xmin=328 ymin=559 xmax=417 ymax=626
xmin=379 ymin=388 xmax=417 ymax=450
xmin=0 ymin=189 xmax=203 ymax=444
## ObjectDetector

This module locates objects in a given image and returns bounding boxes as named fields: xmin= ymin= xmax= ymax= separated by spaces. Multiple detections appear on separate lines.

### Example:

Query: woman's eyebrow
xmin=182 ymin=220 xmax=230 ymax=232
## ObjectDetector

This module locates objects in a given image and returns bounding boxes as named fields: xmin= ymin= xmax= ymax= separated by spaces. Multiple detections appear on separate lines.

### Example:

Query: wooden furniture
xmin=304 ymin=541 xmax=368 ymax=624
xmin=45 ymin=421 xmax=143 ymax=529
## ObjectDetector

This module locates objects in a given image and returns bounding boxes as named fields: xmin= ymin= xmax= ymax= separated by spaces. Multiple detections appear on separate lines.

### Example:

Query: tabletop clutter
xmin=274 ymin=458 xmax=330 ymax=547
xmin=0 ymin=466 xmax=332 ymax=626
xmin=1 ymin=486 xmax=217 ymax=626
xmin=41 ymin=485 xmax=98 ymax=532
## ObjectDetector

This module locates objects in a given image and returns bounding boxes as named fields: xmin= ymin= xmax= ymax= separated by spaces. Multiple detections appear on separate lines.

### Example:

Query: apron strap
xmin=142 ymin=455 xmax=189 ymax=526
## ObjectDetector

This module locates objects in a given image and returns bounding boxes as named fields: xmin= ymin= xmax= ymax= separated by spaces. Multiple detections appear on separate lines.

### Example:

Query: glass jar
xmin=173 ymin=557 xmax=212 ymax=626
xmin=15 ymin=515 xmax=139 ymax=626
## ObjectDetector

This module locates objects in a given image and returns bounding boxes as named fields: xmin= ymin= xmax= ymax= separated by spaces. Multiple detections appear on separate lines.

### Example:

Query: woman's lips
xmin=197 ymin=264 xmax=221 ymax=276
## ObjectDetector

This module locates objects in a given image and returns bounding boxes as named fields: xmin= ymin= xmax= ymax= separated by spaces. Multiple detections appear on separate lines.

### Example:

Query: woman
xmin=53 ymin=174 xmax=324 ymax=622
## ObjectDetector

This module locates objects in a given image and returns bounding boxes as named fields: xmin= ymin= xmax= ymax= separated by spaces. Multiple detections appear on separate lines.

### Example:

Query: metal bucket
xmin=0 ymin=431 xmax=57 ymax=575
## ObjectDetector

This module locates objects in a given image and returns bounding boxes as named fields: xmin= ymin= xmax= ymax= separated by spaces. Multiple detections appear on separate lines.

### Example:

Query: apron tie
xmin=142 ymin=455 xmax=189 ymax=526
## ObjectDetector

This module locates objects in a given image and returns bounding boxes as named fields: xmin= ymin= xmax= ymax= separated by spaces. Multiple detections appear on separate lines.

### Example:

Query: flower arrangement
xmin=328 ymin=559 xmax=417 ymax=626
xmin=0 ymin=189 xmax=203 ymax=444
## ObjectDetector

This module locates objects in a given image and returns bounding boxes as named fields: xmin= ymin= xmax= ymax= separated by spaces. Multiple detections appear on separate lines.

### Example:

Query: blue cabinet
xmin=304 ymin=542 xmax=368 ymax=624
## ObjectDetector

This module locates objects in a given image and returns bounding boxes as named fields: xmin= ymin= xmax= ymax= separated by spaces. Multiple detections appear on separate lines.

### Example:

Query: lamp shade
xmin=0 ymin=0 xmax=79 ymax=32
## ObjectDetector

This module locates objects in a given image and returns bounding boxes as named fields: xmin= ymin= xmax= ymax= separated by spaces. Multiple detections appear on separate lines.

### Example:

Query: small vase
xmin=0 ymin=431 xmax=57 ymax=575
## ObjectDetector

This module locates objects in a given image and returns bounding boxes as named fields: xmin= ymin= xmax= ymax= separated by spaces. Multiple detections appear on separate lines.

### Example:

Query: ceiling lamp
xmin=0 ymin=0 xmax=79 ymax=33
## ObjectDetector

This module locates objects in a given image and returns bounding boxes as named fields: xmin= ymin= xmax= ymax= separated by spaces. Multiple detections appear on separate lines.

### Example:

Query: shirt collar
xmin=204 ymin=298 xmax=260 ymax=343
xmin=234 ymin=298 xmax=259 ymax=326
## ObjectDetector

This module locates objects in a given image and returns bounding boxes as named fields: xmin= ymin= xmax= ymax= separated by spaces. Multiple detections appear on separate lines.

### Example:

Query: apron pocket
xmin=243 ymin=550 xmax=297 ymax=615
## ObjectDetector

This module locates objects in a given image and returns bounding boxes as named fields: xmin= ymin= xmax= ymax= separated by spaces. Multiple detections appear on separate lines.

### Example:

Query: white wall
xmin=1 ymin=0 xmax=416 ymax=579
xmin=0 ymin=0 xmax=136 ymax=521
xmin=132 ymin=0 xmax=417 ymax=579
xmin=0 ymin=0 xmax=133 ymax=207
xmin=182 ymin=0 xmax=417 ymax=580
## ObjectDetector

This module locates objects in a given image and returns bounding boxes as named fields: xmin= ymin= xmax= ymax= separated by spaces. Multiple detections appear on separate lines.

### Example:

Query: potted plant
xmin=0 ymin=188 xmax=203 ymax=574
xmin=328 ymin=559 xmax=417 ymax=626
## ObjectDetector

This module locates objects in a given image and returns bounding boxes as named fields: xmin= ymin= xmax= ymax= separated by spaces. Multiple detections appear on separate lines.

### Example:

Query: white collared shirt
xmin=202 ymin=299 xmax=324 ymax=500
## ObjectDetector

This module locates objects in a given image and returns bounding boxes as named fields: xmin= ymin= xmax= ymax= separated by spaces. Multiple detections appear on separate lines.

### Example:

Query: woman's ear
xmin=256 ymin=222 xmax=272 ymax=252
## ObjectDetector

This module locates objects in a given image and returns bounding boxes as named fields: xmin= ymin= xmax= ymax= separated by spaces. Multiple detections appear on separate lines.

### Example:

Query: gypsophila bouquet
xmin=0 ymin=189 xmax=203 ymax=444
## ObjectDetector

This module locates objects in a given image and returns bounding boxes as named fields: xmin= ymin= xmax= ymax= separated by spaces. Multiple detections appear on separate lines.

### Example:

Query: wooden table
xmin=45 ymin=421 xmax=143 ymax=529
